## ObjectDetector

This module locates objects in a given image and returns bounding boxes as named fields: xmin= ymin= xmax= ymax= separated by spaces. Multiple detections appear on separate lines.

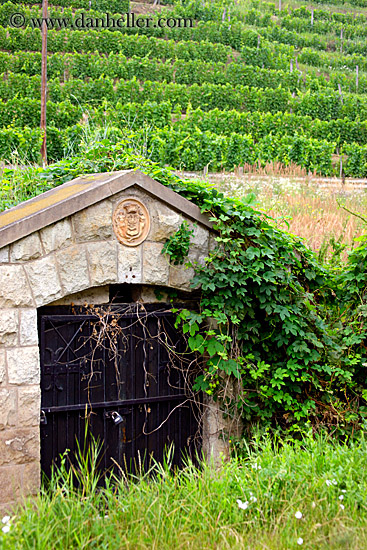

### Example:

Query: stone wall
xmin=0 ymin=184 xmax=212 ymax=511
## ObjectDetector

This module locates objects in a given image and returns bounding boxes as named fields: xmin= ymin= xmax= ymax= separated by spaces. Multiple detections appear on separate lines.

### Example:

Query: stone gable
xmin=0 ymin=170 xmax=230 ymax=512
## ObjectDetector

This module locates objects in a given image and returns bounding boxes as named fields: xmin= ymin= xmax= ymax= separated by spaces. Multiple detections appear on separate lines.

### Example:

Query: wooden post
xmin=340 ymin=27 xmax=343 ymax=53
xmin=40 ymin=0 xmax=48 ymax=166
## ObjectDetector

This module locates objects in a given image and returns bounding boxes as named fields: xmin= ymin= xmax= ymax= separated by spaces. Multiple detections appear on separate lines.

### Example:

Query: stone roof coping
xmin=0 ymin=169 xmax=212 ymax=248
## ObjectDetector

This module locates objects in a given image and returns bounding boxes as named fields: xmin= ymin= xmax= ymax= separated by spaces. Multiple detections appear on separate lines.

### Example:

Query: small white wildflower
xmin=1 ymin=517 xmax=10 ymax=524
xmin=340 ymin=504 xmax=345 ymax=510
xmin=312 ymin=502 xmax=316 ymax=508
xmin=237 ymin=499 xmax=249 ymax=510
xmin=252 ymin=463 xmax=261 ymax=470
xmin=297 ymin=538 xmax=304 ymax=545
xmin=341 ymin=489 xmax=347 ymax=493
xmin=295 ymin=511 xmax=303 ymax=519
xmin=339 ymin=495 xmax=344 ymax=500
xmin=332 ymin=479 xmax=337 ymax=485
xmin=1 ymin=525 xmax=10 ymax=534
xmin=250 ymin=495 xmax=257 ymax=503
xmin=326 ymin=479 xmax=332 ymax=486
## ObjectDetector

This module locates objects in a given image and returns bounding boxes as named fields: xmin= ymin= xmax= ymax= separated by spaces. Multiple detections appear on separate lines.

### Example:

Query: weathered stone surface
xmin=208 ymin=233 xmax=218 ymax=252
xmin=25 ymin=256 xmax=62 ymax=306
xmin=0 ymin=350 xmax=5 ymax=385
xmin=191 ymin=224 xmax=209 ymax=254
xmin=0 ymin=246 xmax=9 ymax=263
xmin=202 ymin=396 xmax=229 ymax=462
xmin=0 ymin=429 xmax=39 ymax=466
xmin=19 ymin=309 xmax=38 ymax=346
xmin=18 ymin=386 xmax=40 ymax=428
xmin=148 ymin=203 xmax=183 ymax=242
xmin=0 ymin=309 xmax=18 ymax=346
xmin=22 ymin=461 xmax=40 ymax=495
xmin=87 ymin=242 xmax=117 ymax=286
xmin=142 ymin=242 xmax=169 ymax=285
xmin=0 ymin=265 xmax=34 ymax=307
xmin=7 ymin=347 xmax=40 ymax=385
xmin=10 ymin=233 xmax=43 ymax=262
xmin=0 ymin=465 xmax=23 ymax=502
xmin=136 ymin=286 xmax=168 ymax=303
xmin=40 ymin=218 xmax=73 ymax=254
xmin=50 ymin=285 xmax=110 ymax=306
xmin=117 ymin=245 xmax=142 ymax=283
xmin=56 ymin=245 xmax=90 ymax=295
xmin=73 ymin=200 xmax=112 ymax=242
xmin=169 ymin=262 xmax=195 ymax=290
xmin=0 ymin=389 xmax=17 ymax=430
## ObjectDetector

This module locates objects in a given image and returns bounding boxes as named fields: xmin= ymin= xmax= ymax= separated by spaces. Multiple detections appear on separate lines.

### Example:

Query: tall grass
xmin=2 ymin=431 xmax=367 ymax=549
xmin=205 ymin=173 xmax=367 ymax=258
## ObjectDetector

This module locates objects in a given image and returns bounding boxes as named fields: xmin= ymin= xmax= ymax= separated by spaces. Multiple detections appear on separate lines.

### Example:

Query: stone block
xmin=117 ymin=245 xmax=142 ymax=283
xmin=7 ymin=347 xmax=40 ymax=385
xmin=25 ymin=256 xmax=62 ymax=307
xmin=208 ymin=233 xmax=219 ymax=252
xmin=40 ymin=218 xmax=73 ymax=254
xmin=18 ymin=386 xmax=40 ymax=428
xmin=148 ymin=203 xmax=183 ymax=242
xmin=56 ymin=245 xmax=90 ymax=296
xmin=142 ymin=242 xmax=169 ymax=285
xmin=0 ymin=309 xmax=18 ymax=347
xmin=0 ymin=465 xmax=23 ymax=502
xmin=136 ymin=286 xmax=168 ymax=303
xmin=19 ymin=309 xmax=38 ymax=346
xmin=10 ymin=233 xmax=43 ymax=262
xmin=50 ymin=285 xmax=110 ymax=306
xmin=0 ymin=389 xmax=17 ymax=430
xmin=87 ymin=241 xmax=117 ymax=286
xmin=0 ymin=429 xmax=39 ymax=466
xmin=191 ymin=224 xmax=209 ymax=254
xmin=202 ymin=396 xmax=229 ymax=462
xmin=0 ymin=350 xmax=5 ymax=385
xmin=73 ymin=200 xmax=112 ymax=242
xmin=0 ymin=246 xmax=9 ymax=263
xmin=22 ymin=461 xmax=40 ymax=495
xmin=168 ymin=246 xmax=204 ymax=290
xmin=0 ymin=265 xmax=34 ymax=308
xmin=169 ymin=262 xmax=195 ymax=290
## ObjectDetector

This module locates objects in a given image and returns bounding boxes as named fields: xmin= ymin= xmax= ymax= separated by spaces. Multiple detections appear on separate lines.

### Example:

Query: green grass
xmin=2 ymin=432 xmax=367 ymax=549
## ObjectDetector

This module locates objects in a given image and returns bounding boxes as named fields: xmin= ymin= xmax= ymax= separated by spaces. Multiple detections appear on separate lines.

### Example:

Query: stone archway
xmin=0 ymin=170 xmax=228 ymax=511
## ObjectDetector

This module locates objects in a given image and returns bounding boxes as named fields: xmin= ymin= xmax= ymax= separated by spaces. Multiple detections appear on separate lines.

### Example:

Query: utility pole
xmin=40 ymin=0 xmax=48 ymax=166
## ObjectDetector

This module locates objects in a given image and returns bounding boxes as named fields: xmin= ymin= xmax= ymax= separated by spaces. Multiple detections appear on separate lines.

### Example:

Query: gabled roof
xmin=0 ymin=170 xmax=212 ymax=248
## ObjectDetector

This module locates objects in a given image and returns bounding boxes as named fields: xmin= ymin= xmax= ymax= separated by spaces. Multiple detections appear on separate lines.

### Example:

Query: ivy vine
xmin=162 ymin=221 xmax=194 ymax=265
xmin=18 ymin=143 xmax=367 ymax=436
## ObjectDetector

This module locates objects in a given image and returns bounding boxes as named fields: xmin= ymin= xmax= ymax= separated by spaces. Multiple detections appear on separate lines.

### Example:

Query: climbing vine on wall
xmin=7 ymin=141 xmax=367 ymax=435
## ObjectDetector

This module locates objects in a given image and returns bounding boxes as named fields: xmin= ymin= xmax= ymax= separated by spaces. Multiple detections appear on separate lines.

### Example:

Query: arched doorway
xmin=39 ymin=294 xmax=202 ymax=479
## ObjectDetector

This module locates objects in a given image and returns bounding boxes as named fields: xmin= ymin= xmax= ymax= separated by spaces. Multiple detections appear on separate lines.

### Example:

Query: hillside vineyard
xmin=2 ymin=0 xmax=367 ymax=175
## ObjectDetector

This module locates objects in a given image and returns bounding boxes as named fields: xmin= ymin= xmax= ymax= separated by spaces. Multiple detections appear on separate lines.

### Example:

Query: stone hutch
xmin=0 ymin=170 xmax=229 ymax=511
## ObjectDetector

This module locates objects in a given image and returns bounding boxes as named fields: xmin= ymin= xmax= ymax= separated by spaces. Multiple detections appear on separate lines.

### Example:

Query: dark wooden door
xmin=39 ymin=304 xmax=201 ymax=480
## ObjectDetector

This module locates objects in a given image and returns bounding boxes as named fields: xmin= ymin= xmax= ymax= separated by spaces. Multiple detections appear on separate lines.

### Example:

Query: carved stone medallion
xmin=112 ymin=198 xmax=150 ymax=246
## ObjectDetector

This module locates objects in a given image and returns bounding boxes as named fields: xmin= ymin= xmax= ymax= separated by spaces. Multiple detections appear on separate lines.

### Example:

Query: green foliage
xmin=3 ymin=432 xmax=367 ymax=549
xmin=3 ymin=142 xmax=367 ymax=431
xmin=162 ymin=221 xmax=194 ymax=265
